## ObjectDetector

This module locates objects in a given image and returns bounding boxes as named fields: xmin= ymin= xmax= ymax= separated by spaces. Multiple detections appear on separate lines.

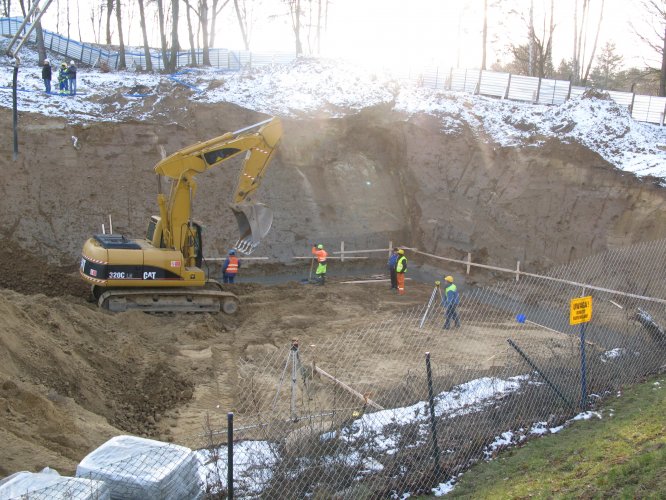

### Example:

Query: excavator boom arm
xmin=154 ymin=117 xmax=282 ymax=257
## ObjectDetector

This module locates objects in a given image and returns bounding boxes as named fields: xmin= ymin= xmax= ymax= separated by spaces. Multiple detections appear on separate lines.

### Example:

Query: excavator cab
xmin=231 ymin=202 xmax=273 ymax=254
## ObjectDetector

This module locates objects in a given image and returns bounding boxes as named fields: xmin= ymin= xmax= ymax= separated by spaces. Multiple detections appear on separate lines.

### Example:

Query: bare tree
xmin=633 ymin=0 xmax=666 ymax=96
xmin=115 ymin=0 xmax=126 ymax=69
xmin=234 ymin=0 xmax=250 ymax=50
xmin=184 ymin=0 xmax=198 ymax=66
xmin=505 ymin=0 xmax=556 ymax=78
xmin=18 ymin=0 xmax=47 ymax=63
xmin=89 ymin=1 xmax=103 ymax=44
xmin=581 ymin=0 xmax=604 ymax=84
xmin=482 ymin=0 xmax=488 ymax=70
xmin=285 ymin=0 xmax=303 ymax=55
xmin=156 ymin=0 xmax=169 ymax=70
xmin=209 ymin=0 xmax=231 ymax=49
xmin=167 ymin=0 xmax=180 ymax=71
xmin=105 ymin=0 xmax=113 ymax=45
xmin=1 ymin=0 xmax=11 ymax=17
xmin=138 ymin=0 xmax=153 ymax=70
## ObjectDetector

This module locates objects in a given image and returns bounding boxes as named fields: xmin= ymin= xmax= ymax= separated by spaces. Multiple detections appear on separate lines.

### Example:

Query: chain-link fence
xmin=1 ymin=240 xmax=664 ymax=499
xmin=195 ymin=239 xmax=666 ymax=498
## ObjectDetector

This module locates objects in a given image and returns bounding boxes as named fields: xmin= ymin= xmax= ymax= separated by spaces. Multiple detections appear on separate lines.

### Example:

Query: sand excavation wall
xmin=1 ymin=105 xmax=666 ymax=269
xmin=0 ymin=106 xmax=412 ymax=265
xmin=397 ymin=114 xmax=666 ymax=270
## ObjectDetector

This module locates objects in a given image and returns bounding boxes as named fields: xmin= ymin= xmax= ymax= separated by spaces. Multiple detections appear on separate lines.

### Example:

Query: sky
xmin=11 ymin=0 xmax=659 ymax=71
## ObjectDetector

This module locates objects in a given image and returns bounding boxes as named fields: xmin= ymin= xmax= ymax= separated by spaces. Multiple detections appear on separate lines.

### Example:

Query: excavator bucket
xmin=230 ymin=202 xmax=273 ymax=255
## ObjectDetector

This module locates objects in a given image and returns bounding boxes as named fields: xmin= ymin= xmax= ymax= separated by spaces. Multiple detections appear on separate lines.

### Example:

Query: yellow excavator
xmin=79 ymin=117 xmax=282 ymax=314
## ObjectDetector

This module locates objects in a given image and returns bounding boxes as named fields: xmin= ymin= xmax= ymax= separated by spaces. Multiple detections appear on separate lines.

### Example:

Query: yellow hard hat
xmin=444 ymin=275 xmax=454 ymax=283
xmin=317 ymin=244 xmax=324 ymax=249
xmin=397 ymin=249 xmax=404 ymax=255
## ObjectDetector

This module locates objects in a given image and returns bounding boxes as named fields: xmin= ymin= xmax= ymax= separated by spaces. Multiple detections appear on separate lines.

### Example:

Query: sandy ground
xmin=0 ymin=238 xmax=579 ymax=476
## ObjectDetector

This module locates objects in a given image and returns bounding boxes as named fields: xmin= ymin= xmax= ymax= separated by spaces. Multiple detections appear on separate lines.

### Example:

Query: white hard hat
xmin=70 ymin=60 xmax=75 ymax=65
xmin=43 ymin=59 xmax=49 ymax=64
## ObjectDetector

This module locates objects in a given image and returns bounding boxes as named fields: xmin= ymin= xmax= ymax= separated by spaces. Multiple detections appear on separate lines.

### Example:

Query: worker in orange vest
xmin=221 ymin=249 xmax=241 ymax=283
xmin=311 ymin=243 xmax=328 ymax=285
xmin=396 ymin=249 xmax=407 ymax=295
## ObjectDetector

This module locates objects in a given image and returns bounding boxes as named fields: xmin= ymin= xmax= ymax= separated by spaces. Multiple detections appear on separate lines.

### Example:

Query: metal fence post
xmin=566 ymin=79 xmax=572 ymax=100
xmin=227 ymin=412 xmax=234 ymax=499
xmin=425 ymin=352 xmax=442 ymax=479
xmin=580 ymin=324 xmax=587 ymax=410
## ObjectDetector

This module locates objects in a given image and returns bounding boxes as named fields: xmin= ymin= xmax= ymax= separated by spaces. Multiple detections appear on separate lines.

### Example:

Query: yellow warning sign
xmin=570 ymin=296 xmax=593 ymax=325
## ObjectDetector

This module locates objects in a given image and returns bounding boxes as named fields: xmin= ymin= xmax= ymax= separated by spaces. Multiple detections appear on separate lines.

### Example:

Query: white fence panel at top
xmin=570 ymin=86 xmax=586 ymax=99
xmin=632 ymin=95 xmax=666 ymax=124
xmin=607 ymin=90 xmax=634 ymax=108
xmin=415 ymin=66 xmax=446 ymax=90
xmin=479 ymin=71 xmax=509 ymax=98
xmin=506 ymin=74 xmax=540 ymax=102
xmin=450 ymin=68 xmax=481 ymax=93
xmin=536 ymin=78 xmax=570 ymax=105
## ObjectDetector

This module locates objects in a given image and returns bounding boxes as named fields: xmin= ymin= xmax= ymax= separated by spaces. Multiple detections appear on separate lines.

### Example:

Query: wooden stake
xmin=313 ymin=364 xmax=384 ymax=410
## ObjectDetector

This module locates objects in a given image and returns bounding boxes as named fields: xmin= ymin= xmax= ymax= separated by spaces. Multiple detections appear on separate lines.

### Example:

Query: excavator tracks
xmin=96 ymin=284 xmax=239 ymax=314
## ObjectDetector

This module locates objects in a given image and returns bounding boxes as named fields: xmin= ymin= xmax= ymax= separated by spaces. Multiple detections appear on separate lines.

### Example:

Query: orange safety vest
xmin=312 ymin=247 xmax=328 ymax=263
xmin=225 ymin=256 xmax=239 ymax=274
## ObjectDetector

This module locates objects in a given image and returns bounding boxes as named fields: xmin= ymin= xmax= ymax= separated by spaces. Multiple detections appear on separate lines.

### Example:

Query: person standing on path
xmin=442 ymin=275 xmax=461 ymax=329
xmin=41 ymin=59 xmax=52 ymax=94
xmin=388 ymin=247 xmax=399 ymax=291
xmin=67 ymin=60 xmax=77 ymax=95
xmin=396 ymin=249 xmax=407 ymax=295
xmin=221 ymin=249 xmax=241 ymax=284
xmin=58 ymin=62 xmax=69 ymax=94
xmin=311 ymin=243 xmax=328 ymax=285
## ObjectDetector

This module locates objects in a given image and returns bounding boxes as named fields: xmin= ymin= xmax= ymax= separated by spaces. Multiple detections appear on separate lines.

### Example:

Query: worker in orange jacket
xmin=312 ymin=243 xmax=328 ymax=285
xmin=221 ymin=249 xmax=241 ymax=283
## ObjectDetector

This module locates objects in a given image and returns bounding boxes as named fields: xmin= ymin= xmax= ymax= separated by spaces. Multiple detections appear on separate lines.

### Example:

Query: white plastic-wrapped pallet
xmin=0 ymin=469 xmax=110 ymax=499
xmin=75 ymin=435 xmax=203 ymax=500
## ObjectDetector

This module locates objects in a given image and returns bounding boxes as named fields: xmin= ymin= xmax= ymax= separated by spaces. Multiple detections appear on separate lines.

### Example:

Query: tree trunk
xmin=582 ymin=0 xmax=604 ymax=84
xmin=577 ymin=0 xmax=589 ymax=82
xmin=528 ymin=0 xmax=534 ymax=76
xmin=105 ymin=0 xmax=113 ymax=46
xmin=156 ymin=0 xmax=169 ymax=71
xmin=234 ymin=0 xmax=250 ymax=50
xmin=290 ymin=0 xmax=303 ymax=55
xmin=167 ymin=0 xmax=180 ymax=72
xmin=573 ymin=0 xmax=579 ymax=84
xmin=138 ymin=0 xmax=153 ymax=71
xmin=185 ymin=0 xmax=197 ymax=65
xmin=316 ymin=0 xmax=322 ymax=54
xmin=115 ymin=0 xmax=126 ymax=69
xmin=481 ymin=0 xmax=488 ymax=70
xmin=661 ymin=25 xmax=666 ymax=96
xmin=200 ymin=0 xmax=210 ymax=66
xmin=35 ymin=21 xmax=46 ymax=64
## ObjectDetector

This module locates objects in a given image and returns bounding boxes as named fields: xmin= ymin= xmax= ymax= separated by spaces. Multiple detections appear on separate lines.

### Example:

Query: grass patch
xmin=430 ymin=374 xmax=666 ymax=498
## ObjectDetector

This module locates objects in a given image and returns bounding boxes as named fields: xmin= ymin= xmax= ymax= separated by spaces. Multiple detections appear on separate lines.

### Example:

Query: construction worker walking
xmin=396 ymin=249 xmax=407 ymax=295
xmin=388 ymin=247 xmax=399 ymax=291
xmin=221 ymin=249 xmax=241 ymax=284
xmin=311 ymin=243 xmax=328 ymax=285
xmin=442 ymin=275 xmax=461 ymax=329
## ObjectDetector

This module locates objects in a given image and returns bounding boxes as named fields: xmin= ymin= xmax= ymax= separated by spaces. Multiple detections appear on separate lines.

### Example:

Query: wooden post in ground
xmin=312 ymin=363 xmax=384 ymax=410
